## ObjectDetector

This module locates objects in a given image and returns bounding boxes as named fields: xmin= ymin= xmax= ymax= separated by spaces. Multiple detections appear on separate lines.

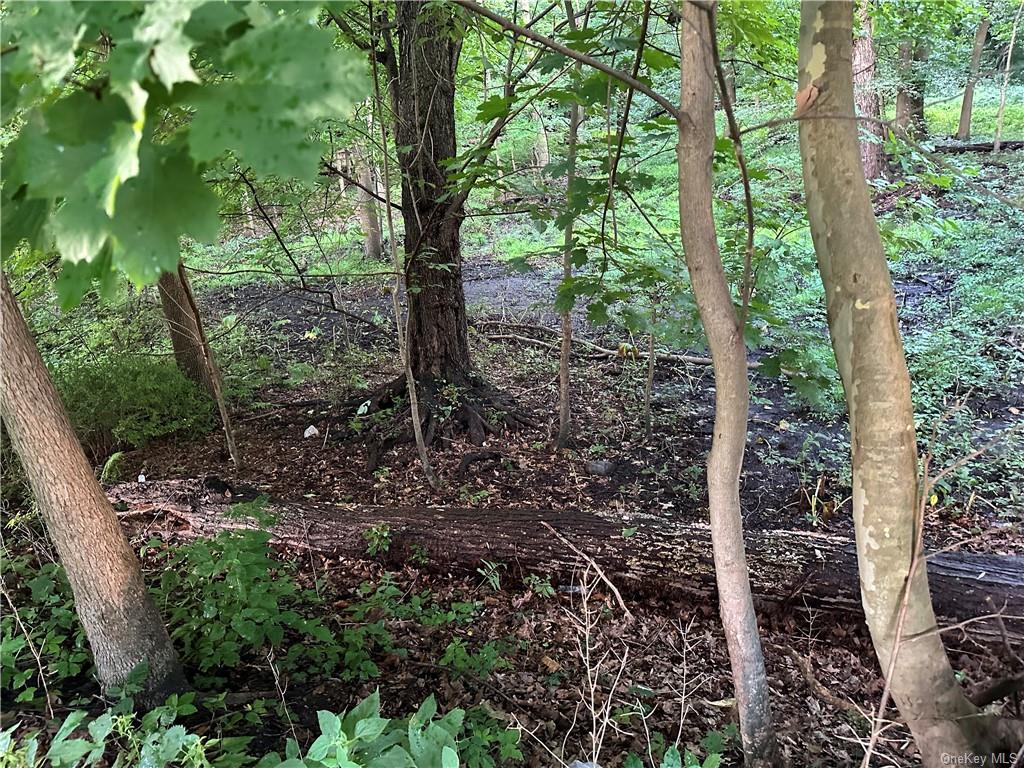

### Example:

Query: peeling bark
xmin=797 ymin=2 xmax=1023 ymax=759
xmin=1 ymin=274 xmax=186 ymax=709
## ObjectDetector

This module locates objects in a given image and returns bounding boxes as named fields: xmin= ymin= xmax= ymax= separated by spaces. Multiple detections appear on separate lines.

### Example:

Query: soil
xmin=107 ymin=252 xmax=1024 ymax=767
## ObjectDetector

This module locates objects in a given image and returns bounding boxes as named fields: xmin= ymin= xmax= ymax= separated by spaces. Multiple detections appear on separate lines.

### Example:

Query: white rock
xmin=303 ymin=425 xmax=320 ymax=438
xmin=137 ymin=473 xmax=147 ymax=483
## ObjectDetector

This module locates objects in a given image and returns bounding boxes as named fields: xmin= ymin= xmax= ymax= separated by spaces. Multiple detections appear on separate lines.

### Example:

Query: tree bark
xmin=852 ymin=0 xmax=887 ymax=179
xmin=797 ymin=2 xmax=1023 ymax=760
xmin=556 ymin=1 xmax=582 ymax=450
xmin=175 ymin=263 xmax=241 ymax=469
xmin=957 ymin=18 xmax=990 ymax=141
xmin=355 ymin=157 xmax=384 ymax=262
xmin=895 ymin=40 xmax=928 ymax=138
xmin=158 ymin=270 xmax=215 ymax=396
xmin=677 ymin=4 xmax=779 ymax=765
xmin=995 ymin=0 xmax=1024 ymax=152
xmin=109 ymin=479 xmax=1024 ymax=644
xmin=1 ymin=273 xmax=186 ymax=709
xmin=395 ymin=2 xmax=472 ymax=381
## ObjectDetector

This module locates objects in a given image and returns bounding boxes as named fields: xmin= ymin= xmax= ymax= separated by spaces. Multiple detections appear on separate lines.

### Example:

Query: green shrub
xmin=1 ymin=690 xmax=473 ymax=768
xmin=55 ymin=356 xmax=215 ymax=461
xmin=0 ymin=554 xmax=90 ymax=706
xmin=147 ymin=528 xmax=342 ymax=683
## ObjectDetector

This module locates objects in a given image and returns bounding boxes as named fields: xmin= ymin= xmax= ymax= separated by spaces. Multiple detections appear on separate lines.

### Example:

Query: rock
xmin=303 ymin=425 xmax=320 ymax=439
xmin=585 ymin=459 xmax=615 ymax=477
xmin=137 ymin=473 xmax=147 ymax=484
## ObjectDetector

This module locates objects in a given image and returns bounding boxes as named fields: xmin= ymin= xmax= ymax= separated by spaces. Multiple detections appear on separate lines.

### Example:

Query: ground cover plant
xmin=1 ymin=1 xmax=1023 ymax=766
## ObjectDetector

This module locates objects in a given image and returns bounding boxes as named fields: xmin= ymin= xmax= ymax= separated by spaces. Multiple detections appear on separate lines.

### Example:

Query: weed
xmin=364 ymin=524 xmax=392 ymax=557
xmin=476 ymin=560 xmax=505 ymax=592
xmin=523 ymin=574 xmax=555 ymax=598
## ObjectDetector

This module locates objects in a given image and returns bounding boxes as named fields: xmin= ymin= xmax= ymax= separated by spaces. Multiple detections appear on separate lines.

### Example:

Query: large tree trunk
xmin=158 ymin=269 xmax=214 ymax=396
xmin=1 ymin=273 xmax=186 ymax=709
xmin=852 ymin=0 xmax=887 ymax=179
xmin=395 ymin=2 xmax=471 ymax=381
xmin=957 ymin=18 xmax=991 ymax=140
xmin=677 ymin=5 xmax=779 ymax=765
xmin=895 ymin=41 xmax=928 ymax=138
xmin=797 ymin=2 xmax=1023 ymax=760
xmin=109 ymin=480 xmax=1024 ymax=644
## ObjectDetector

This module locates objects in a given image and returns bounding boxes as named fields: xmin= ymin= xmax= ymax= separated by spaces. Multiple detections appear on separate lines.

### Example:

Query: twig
xmin=0 ymin=576 xmax=54 ymax=719
xmin=454 ymin=0 xmax=681 ymax=121
xmin=541 ymin=521 xmax=632 ymax=620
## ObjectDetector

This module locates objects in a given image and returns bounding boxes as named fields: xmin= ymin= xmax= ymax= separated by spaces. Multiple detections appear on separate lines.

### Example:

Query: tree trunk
xmin=957 ymin=18 xmax=990 ymax=141
xmin=995 ymin=0 xmax=1024 ymax=152
xmin=109 ymin=479 xmax=1024 ymax=644
xmin=175 ymin=263 xmax=241 ymax=469
xmin=677 ymin=4 xmax=778 ymax=765
xmin=895 ymin=41 xmax=928 ymax=138
xmin=852 ymin=0 xmax=887 ymax=179
xmin=158 ymin=270 xmax=215 ymax=396
xmin=797 ymin=2 xmax=1023 ymax=760
xmin=556 ymin=1 xmax=582 ymax=450
xmin=723 ymin=44 xmax=737 ymax=106
xmin=395 ymin=2 xmax=472 ymax=381
xmin=1 ymin=273 xmax=186 ymax=709
xmin=355 ymin=157 xmax=383 ymax=262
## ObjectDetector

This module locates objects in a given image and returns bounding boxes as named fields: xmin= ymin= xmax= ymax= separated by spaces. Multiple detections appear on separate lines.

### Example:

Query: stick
xmin=541 ymin=521 xmax=633 ymax=620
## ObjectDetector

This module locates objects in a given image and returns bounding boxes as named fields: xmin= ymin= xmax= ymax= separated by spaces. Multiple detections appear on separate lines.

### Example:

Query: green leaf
xmin=51 ymin=195 xmax=110 ymax=263
xmin=109 ymin=146 xmax=221 ymax=284
xmin=441 ymin=745 xmax=459 ymax=768
xmin=1 ymin=195 xmax=51 ymax=259
xmin=343 ymin=689 xmax=382 ymax=737
xmin=475 ymin=94 xmax=511 ymax=122
xmin=661 ymin=746 xmax=683 ymax=768
xmin=3 ymin=2 xmax=86 ymax=97
xmin=318 ymin=710 xmax=342 ymax=740
xmin=187 ymin=13 xmax=368 ymax=180
xmin=642 ymin=47 xmax=676 ymax=71
xmin=133 ymin=0 xmax=203 ymax=90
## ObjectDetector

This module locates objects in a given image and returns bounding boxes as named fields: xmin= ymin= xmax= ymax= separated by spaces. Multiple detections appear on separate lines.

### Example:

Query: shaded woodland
xmin=2 ymin=1 xmax=1024 ymax=766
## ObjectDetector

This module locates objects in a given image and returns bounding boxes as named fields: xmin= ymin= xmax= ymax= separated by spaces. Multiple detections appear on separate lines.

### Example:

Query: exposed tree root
xmin=336 ymin=373 xmax=536 ymax=469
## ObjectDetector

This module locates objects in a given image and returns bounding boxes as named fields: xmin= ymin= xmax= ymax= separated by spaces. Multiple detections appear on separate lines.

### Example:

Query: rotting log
xmin=933 ymin=140 xmax=1023 ymax=153
xmin=109 ymin=479 xmax=1024 ymax=642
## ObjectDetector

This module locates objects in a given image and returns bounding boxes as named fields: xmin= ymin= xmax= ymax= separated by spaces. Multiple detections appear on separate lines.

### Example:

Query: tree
xmin=158 ymin=269 xmax=215 ymax=396
xmin=853 ymin=0 xmax=888 ymax=178
xmin=392 ymin=2 xmax=472 ymax=383
xmin=957 ymin=14 xmax=991 ymax=140
xmin=895 ymin=40 xmax=929 ymax=137
xmin=677 ymin=3 xmax=778 ymax=765
xmin=797 ymin=1 xmax=1024 ymax=760
xmin=557 ymin=0 xmax=584 ymax=450
xmin=994 ymin=0 xmax=1024 ymax=151
xmin=1 ymin=272 xmax=186 ymax=709
xmin=354 ymin=149 xmax=384 ymax=262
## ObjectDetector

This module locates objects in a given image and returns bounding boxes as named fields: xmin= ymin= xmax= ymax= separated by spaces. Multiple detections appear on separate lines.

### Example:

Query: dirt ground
xmin=101 ymin=254 xmax=1024 ymax=766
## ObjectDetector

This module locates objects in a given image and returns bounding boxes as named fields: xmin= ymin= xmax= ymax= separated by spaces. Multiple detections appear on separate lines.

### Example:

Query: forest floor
xmin=109 ymin=189 xmax=1024 ymax=765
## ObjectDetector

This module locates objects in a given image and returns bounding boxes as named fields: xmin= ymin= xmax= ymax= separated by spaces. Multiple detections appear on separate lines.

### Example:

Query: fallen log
xmin=109 ymin=479 xmax=1024 ymax=642
xmin=933 ymin=140 xmax=1023 ymax=153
